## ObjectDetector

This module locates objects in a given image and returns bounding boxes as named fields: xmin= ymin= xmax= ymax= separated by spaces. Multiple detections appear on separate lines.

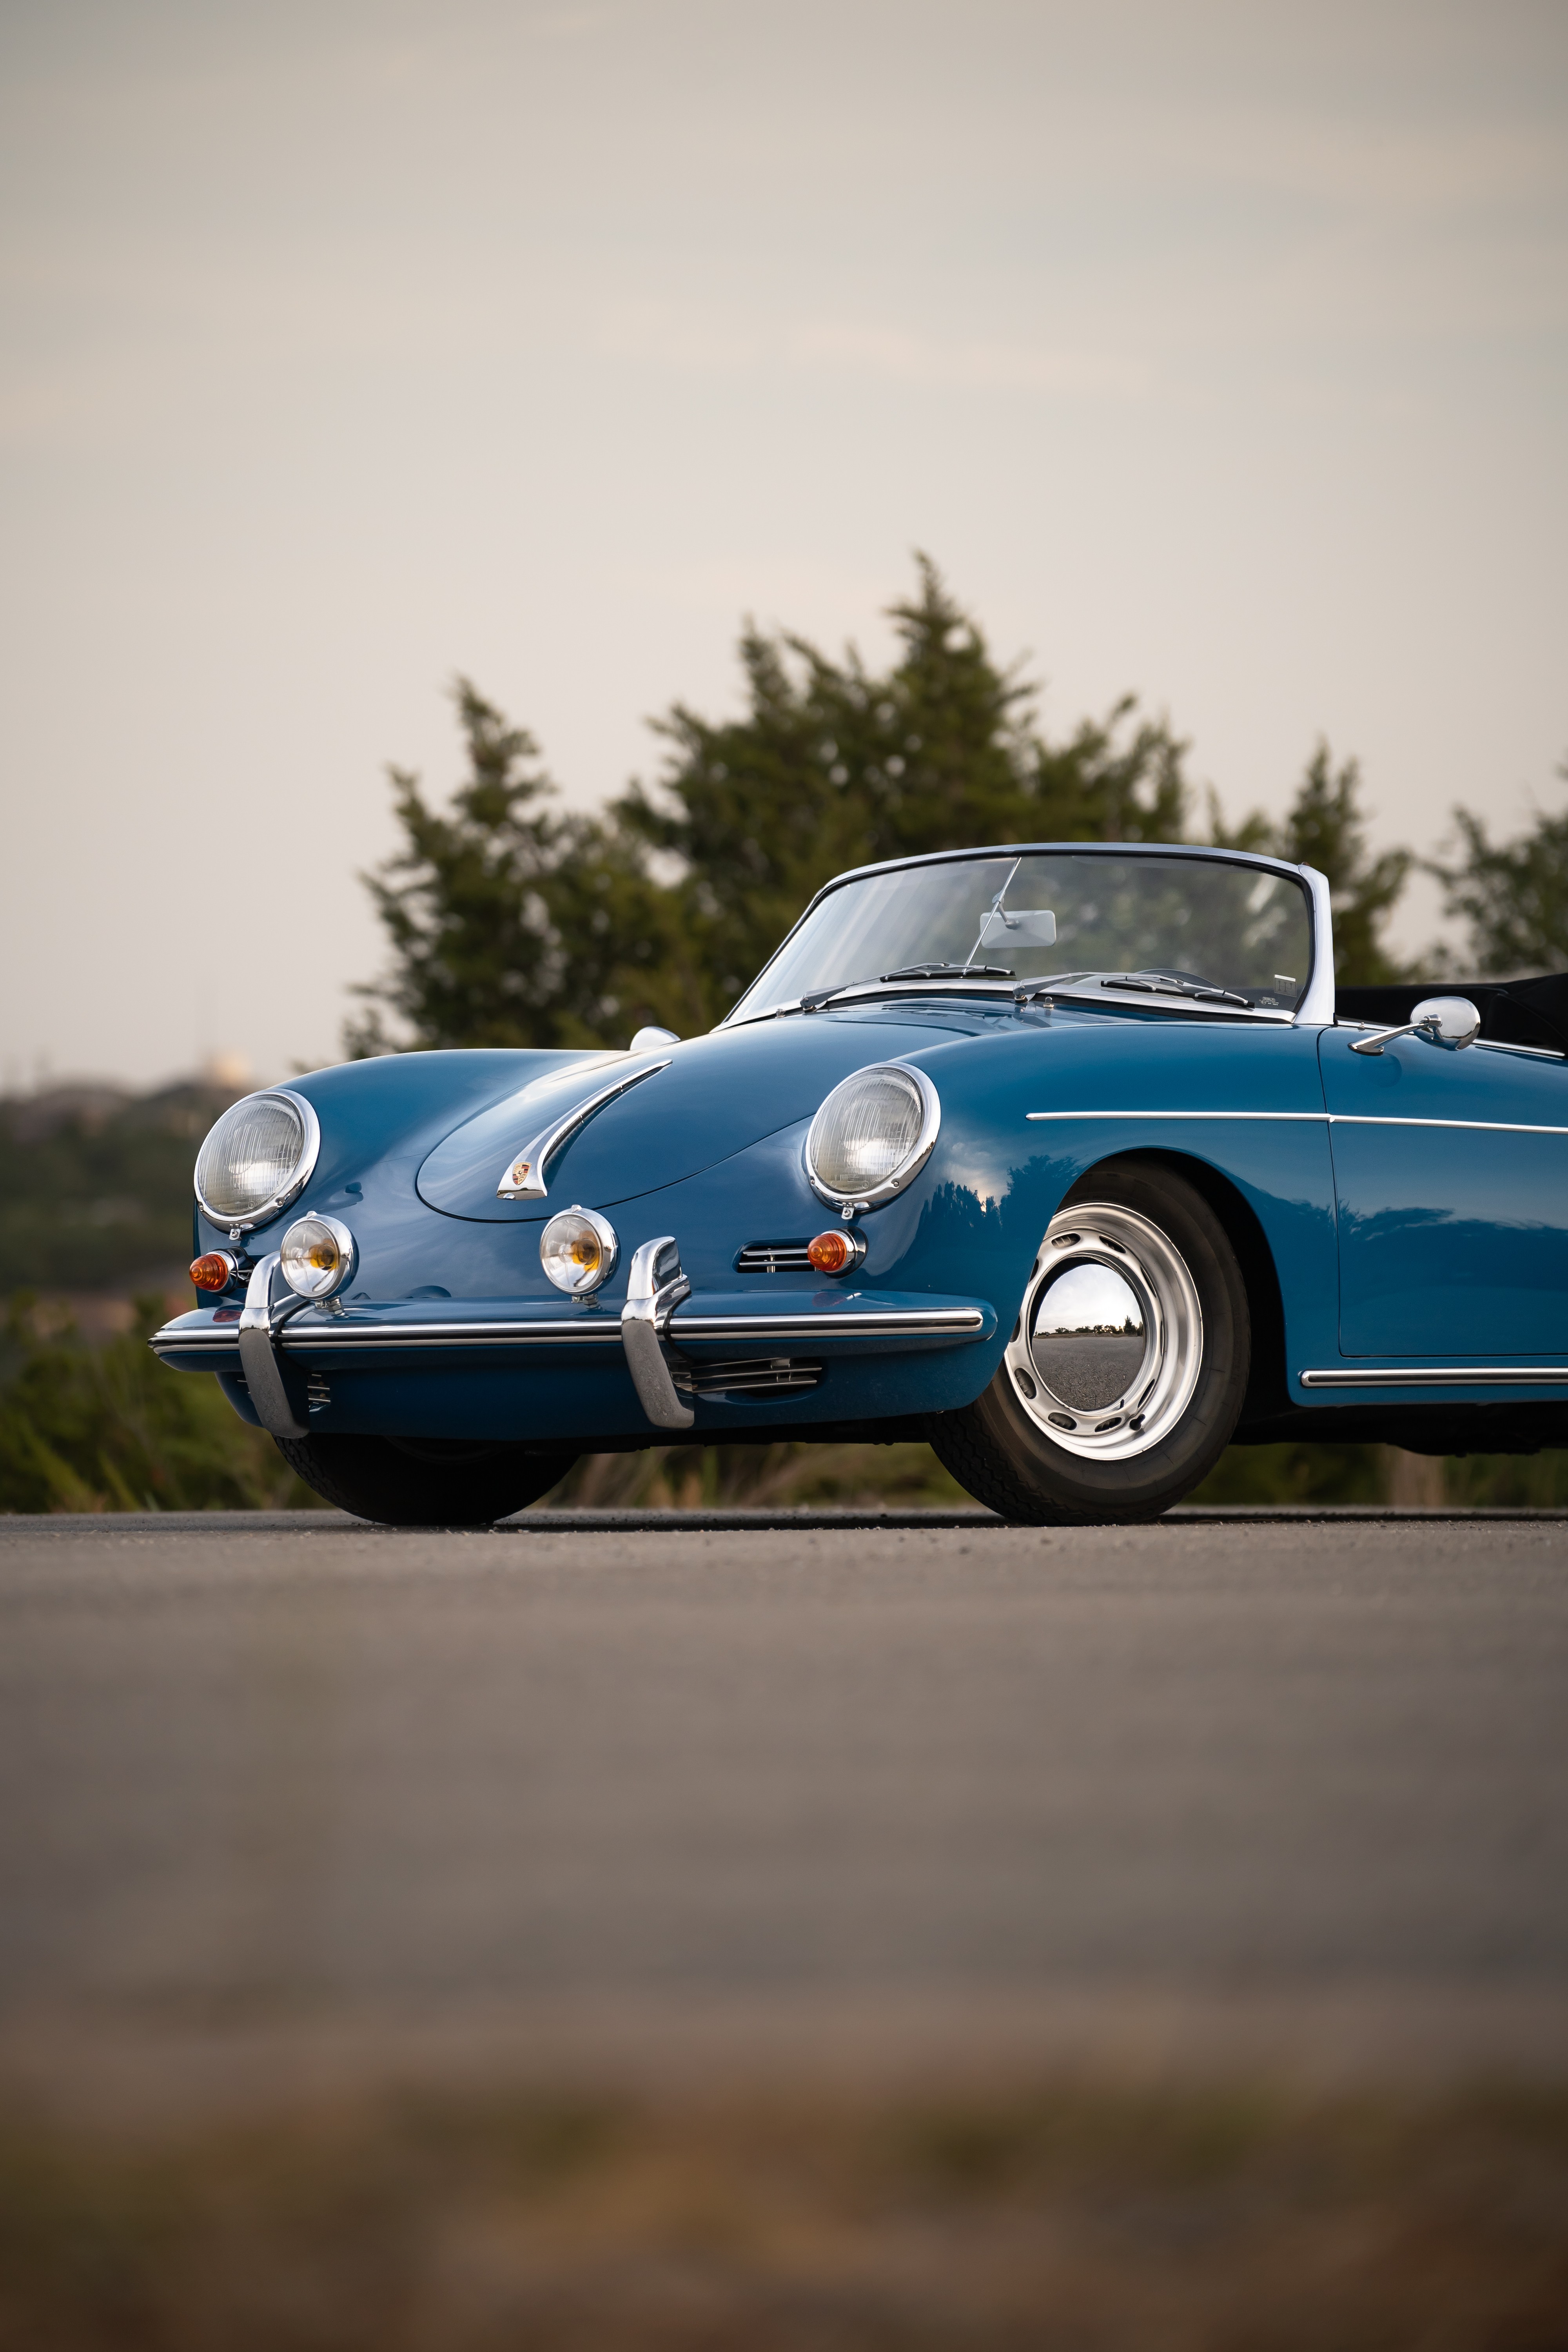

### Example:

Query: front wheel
xmin=930 ymin=1162 xmax=1249 ymax=1524
xmin=274 ymin=1433 xmax=578 ymax=1527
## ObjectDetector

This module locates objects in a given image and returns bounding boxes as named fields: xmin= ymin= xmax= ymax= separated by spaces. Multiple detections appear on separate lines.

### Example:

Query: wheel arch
xmin=1058 ymin=1147 xmax=1289 ymax=1431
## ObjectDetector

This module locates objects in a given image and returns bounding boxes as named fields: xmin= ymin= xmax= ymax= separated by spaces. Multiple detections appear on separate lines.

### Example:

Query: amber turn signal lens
xmin=806 ymin=1230 xmax=854 ymax=1275
xmin=190 ymin=1252 xmax=236 ymax=1292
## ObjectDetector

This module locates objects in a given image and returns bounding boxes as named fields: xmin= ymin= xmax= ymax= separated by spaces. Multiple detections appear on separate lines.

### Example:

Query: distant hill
xmin=0 ymin=1078 xmax=245 ymax=1296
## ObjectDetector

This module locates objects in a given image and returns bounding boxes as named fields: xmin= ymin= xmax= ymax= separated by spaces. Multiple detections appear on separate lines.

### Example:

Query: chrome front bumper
xmin=151 ymin=1238 xmax=993 ymax=1444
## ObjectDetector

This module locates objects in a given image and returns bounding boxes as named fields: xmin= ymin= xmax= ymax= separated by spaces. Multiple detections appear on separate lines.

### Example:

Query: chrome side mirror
xmin=1348 ymin=995 xmax=1481 ymax=1056
xmin=1414 ymin=995 xmax=1482 ymax=1048
xmin=630 ymin=1024 xmax=681 ymax=1050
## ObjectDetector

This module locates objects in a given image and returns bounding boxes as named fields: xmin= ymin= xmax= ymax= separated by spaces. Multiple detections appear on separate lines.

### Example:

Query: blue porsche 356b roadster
xmin=151 ymin=841 xmax=1568 ymax=1524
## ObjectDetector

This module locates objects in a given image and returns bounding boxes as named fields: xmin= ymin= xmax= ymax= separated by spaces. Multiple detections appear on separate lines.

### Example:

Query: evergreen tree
xmin=346 ymin=682 xmax=675 ymax=1054
xmin=346 ymin=681 xmax=568 ymax=1054
xmin=351 ymin=563 xmax=1202 ymax=1050
xmin=1429 ymin=757 xmax=1568 ymax=975
xmin=615 ymin=557 xmax=1194 ymax=1024
xmin=1214 ymin=740 xmax=1411 ymax=985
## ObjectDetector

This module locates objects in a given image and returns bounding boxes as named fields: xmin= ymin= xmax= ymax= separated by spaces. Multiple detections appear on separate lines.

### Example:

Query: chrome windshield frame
xmin=720 ymin=843 xmax=1333 ymax=1032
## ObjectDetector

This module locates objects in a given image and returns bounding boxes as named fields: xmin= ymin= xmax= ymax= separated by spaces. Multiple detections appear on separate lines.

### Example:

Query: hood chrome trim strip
xmin=495 ymin=1058 xmax=671 ymax=1200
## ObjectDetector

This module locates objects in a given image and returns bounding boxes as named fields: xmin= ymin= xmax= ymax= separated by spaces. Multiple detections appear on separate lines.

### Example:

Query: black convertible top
xmin=1335 ymin=974 xmax=1568 ymax=1057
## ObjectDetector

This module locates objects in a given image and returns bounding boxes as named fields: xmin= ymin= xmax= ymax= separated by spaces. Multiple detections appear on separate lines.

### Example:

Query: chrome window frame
xmin=720 ymin=843 xmax=1334 ymax=1031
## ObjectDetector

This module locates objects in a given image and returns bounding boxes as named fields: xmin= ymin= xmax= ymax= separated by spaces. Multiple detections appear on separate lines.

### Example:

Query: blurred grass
xmin=1 ymin=2076 xmax=1565 ymax=2347
xmin=0 ymin=1296 xmax=323 ymax=1513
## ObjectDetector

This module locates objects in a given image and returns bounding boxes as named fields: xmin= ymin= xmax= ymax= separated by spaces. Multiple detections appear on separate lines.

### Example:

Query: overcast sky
xmin=2 ymin=0 xmax=1564 ymax=1087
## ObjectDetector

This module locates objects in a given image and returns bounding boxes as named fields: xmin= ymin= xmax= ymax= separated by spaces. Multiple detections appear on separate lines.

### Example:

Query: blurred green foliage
xmin=0 ymin=1083 xmax=236 ymax=1297
xmin=1212 ymin=740 xmax=1415 ymax=984
xmin=1430 ymin=754 xmax=1568 ymax=976
xmin=0 ymin=1297 xmax=321 ymax=1513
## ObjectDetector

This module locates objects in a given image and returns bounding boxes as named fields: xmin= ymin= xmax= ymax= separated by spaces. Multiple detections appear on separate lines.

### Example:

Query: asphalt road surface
xmin=2 ymin=1508 xmax=1566 ymax=2102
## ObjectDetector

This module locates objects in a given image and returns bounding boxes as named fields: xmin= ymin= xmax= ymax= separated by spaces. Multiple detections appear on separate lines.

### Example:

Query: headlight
xmin=540 ymin=1205 xmax=619 ymax=1294
xmin=804 ymin=1062 xmax=940 ymax=1211
xmin=194 ymin=1089 xmax=320 ymax=1233
xmin=279 ymin=1214 xmax=357 ymax=1299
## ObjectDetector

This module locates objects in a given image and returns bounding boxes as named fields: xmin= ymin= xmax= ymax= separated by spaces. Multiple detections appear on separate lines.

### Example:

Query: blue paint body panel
xmin=156 ymin=986 xmax=1568 ymax=1443
xmin=415 ymin=1015 xmax=959 ymax=1220
xmin=1320 ymin=1029 xmax=1568 ymax=1358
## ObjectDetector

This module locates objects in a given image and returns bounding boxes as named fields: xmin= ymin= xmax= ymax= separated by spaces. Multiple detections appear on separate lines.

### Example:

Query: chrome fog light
xmin=279 ymin=1214 xmax=357 ymax=1299
xmin=540 ymin=1205 xmax=619 ymax=1294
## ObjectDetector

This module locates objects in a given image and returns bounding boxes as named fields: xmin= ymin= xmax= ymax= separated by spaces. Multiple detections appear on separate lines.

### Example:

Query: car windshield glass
xmin=726 ymin=851 xmax=1312 ymax=1020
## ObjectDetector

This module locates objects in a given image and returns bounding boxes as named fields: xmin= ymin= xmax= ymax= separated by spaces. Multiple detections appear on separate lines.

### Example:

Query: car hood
xmin=415 ymin=1011 xmax=963 ymax=1221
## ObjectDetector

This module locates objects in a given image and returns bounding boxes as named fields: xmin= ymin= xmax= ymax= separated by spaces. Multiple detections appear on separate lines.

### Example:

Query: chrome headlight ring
xmin=194 ymin=1087 xmax=322 ymax=1237
xmin=803 ymin=1062 xmax=941 ymax=1216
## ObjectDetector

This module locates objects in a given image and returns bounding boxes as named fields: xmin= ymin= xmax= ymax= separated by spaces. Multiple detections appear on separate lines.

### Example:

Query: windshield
xmin=727 ymin=851 xmax=1313 ymax=1021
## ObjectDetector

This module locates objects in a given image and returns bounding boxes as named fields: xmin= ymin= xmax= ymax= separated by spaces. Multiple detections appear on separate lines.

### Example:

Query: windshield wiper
xmin=795 ymin=965 xmax=1016 ymax=1011
xmin=1103 ymin=973 xmax=1251 ymax=1009
xmin=881 ymin=962 xmax=1014 ymax=982
xmin=799 ymin=980 xmax=862 ymax=1010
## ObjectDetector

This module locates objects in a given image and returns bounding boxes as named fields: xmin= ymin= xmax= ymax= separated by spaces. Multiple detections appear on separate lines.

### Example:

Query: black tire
xmin=274 ymin=1433 xmax=578 ymax=1527
xmin=930 ymin=1160 xmax=1249 ymax=1525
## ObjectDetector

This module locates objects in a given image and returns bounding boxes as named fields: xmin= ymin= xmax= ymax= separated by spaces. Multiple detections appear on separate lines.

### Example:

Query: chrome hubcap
xmin=1004 ymin=1202 xmax=1203 ymax=1461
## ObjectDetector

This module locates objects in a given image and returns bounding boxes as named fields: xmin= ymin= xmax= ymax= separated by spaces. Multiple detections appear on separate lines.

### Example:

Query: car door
xmin=1319 ymin=1024 xmax=1568 ymax=1358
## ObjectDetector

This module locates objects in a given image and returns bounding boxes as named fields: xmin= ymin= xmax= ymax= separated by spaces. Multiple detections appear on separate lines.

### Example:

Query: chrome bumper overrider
xmin=236 ymin=1250 xmax=309 ymax=1439
xmin=620 ymin=1235 xmax=693 ymax=1430
xmin=150 ymin=1240 xmax=992 ymax=1443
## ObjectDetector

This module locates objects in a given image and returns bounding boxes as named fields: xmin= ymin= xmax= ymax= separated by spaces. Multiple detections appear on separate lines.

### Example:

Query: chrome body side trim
xmin=235 ymin=1255 xmax=308 ymax=1439
xmin=1332 ymin=1114 xmax=1568 ymax=1134
xmin=496 ymin=1059 xmax=671 ymax=1200
xmin=1025 ymin=1110 xmax=1568 ymax=1137
xmin=1026 ymin=1109 xmax=1326 ymax=1123
xmin=620 ymin=1236 xmax=695 ymax=1430
xmin=1299 ymin=1367 xmax=1568 ymax=1390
